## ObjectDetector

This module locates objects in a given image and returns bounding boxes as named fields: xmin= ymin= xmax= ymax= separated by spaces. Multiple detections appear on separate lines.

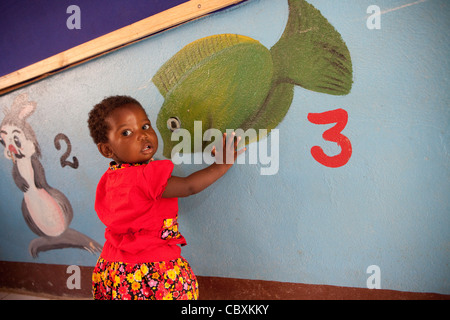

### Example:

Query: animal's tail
xmin=270 ymin=0 xmax=353 ymax=96
xmin=241 ymin=0 xmax=353 ymax=132
xmin=29 ymin=228 xmax=102 ymax=258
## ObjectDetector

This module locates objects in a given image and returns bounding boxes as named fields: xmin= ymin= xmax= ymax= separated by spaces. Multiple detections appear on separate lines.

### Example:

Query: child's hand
xmin=211 ymin=132 xmax=246 ymax=167
xmin=163 ymin=132 xmax=246 ymax=199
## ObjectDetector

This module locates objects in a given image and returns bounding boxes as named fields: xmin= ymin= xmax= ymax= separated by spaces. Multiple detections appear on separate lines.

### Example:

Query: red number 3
xmin=307 ymin=108 xmax=352 ymax=168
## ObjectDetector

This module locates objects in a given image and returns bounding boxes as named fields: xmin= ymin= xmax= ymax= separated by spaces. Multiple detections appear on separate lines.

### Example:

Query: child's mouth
xmin=142 ymin=144 xmax=153 ymax=153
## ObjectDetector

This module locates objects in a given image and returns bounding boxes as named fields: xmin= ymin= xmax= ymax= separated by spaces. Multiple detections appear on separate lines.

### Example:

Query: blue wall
xmin=0 ymin=0 xmax=449 ymax=294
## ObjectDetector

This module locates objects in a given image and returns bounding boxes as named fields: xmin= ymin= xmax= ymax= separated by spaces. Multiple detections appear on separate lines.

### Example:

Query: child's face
xmin=98 ymin=103 xmax=158 ymax=164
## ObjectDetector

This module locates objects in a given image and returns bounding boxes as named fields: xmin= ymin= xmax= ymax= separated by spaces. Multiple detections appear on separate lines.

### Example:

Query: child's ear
xmin=97 ymin=143 xmax=113 ymax=159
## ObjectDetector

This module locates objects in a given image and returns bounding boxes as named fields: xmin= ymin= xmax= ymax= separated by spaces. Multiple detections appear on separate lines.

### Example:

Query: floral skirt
xmin=92 ymin=256 xmax=198 ymax=300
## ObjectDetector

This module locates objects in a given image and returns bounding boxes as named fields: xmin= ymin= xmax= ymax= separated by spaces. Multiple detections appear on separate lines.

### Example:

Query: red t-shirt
xmin=95 ymin=160 xmax=186 ymax=263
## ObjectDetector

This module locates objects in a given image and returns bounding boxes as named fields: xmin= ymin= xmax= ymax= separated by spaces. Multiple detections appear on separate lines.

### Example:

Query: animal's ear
xmin=11 ymin=94 xmax=37 ymax=120
xmin=17 ymin=103 xmax=36 ymax=120
xmin=97 ymin=142 xmax=114 ymax=159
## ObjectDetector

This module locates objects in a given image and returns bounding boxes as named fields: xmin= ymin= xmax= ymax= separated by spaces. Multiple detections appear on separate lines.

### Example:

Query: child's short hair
xmin=88 ymin=95 xmax=143 ymax=144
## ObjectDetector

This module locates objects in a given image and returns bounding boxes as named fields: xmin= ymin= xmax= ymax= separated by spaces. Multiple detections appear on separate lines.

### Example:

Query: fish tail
xmin=270 ymin=0 xmax=353 ymax=96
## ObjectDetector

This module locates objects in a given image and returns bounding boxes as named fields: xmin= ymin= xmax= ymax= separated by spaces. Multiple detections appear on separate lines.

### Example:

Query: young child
xmin=88 ymin=95 xmax=243 ymax=300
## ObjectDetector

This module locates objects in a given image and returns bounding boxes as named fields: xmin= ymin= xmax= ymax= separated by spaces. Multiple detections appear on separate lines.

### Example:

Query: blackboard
xmin=0 ymin=0 xmax=189 ymax=78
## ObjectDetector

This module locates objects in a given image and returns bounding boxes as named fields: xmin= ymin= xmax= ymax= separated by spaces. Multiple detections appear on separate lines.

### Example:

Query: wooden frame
xmin=0 ymin=0 xmax=246 ymax=95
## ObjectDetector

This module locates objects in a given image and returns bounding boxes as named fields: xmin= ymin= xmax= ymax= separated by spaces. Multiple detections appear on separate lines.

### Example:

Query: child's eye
xmin=122 ymin=129 xmax=132 ymax=137
xmin=142 ymin=124 xmax=150 ymax=130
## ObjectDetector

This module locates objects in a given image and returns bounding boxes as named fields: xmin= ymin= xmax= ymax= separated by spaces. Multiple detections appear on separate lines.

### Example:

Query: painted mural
xmin=0 ymin=93 xmax=102 ymax=257
xmin=0 ymin=0 xmax=353 ymax=259
xmin=154 ymin=0 xmax=353 ymax=160
xmin=0 ymin=0 xmax=449 ymax=295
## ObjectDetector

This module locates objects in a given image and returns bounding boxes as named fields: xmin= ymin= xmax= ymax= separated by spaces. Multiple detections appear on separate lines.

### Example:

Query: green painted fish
xmin=152 ymin=0 xmax=353 ymax=158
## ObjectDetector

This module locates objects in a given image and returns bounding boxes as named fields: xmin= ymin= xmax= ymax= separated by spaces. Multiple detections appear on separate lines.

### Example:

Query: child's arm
xmin=162 ymin=132 xmax=245 ymax=198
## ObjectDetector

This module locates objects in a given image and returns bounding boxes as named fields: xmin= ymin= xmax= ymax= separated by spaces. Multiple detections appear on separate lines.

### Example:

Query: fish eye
xmin=167 ymin=117 xmax=181 ymax=132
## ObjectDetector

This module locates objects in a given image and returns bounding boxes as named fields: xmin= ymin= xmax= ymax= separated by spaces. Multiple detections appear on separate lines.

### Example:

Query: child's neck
xmin=109 ymin=159 xmax=153 ymax=169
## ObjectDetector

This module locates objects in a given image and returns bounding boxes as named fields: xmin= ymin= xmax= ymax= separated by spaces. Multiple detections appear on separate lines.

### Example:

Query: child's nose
xmin=137 ymin=130 xmax=149 ymax=140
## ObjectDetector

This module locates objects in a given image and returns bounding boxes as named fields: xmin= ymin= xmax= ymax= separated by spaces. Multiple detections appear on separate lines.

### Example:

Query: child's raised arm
xmin=162 ymin=132 xmax=245 ymax=198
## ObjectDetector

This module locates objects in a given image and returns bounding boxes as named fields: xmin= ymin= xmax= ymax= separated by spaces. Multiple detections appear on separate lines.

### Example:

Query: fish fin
xmin=241 ymin=81 xmax=294 ymax=133
xmin=152 ymin=34 xmax=260 ymax=97
xmin=270 ymin=0 xmax=353 ymax=95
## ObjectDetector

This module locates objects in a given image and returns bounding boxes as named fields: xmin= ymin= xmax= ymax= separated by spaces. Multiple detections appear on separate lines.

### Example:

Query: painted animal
xmin=153 ymin=0 xmax=353 ymax=158
xmin=0 ymin=93 xmax=102 ymax=258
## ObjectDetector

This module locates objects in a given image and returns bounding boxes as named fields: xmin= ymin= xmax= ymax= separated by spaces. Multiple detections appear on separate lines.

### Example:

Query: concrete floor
xmin=0 ymin=290 xmax=50 ymax=300
xmin=0 ymin=289 xmax=91 ymax=300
